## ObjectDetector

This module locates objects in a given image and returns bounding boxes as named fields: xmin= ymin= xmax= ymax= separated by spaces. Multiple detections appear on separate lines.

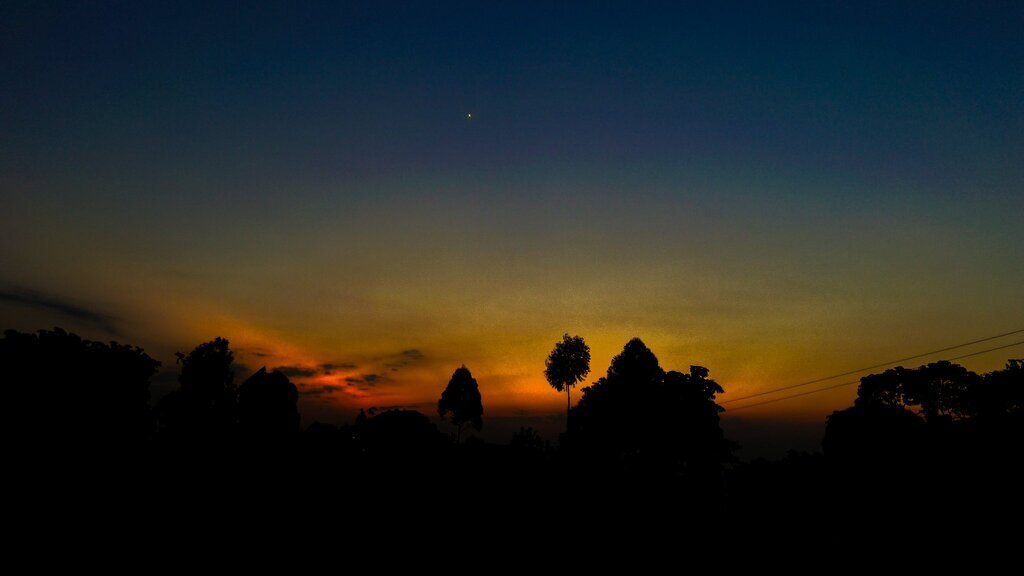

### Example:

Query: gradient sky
xmin=2 ymin=2 xmax=1022 ymax=456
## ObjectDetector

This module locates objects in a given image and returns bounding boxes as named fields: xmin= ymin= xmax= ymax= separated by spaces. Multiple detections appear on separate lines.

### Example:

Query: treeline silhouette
xmin=3 ymin=326 xmax=1021 ymax=543
xmin=731 ymin=358 xmax=1023 ymax=544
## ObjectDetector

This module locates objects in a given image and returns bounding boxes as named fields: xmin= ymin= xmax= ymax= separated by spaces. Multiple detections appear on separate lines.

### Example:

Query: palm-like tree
xmin=545 ymin=334 xmax=591 ymax=428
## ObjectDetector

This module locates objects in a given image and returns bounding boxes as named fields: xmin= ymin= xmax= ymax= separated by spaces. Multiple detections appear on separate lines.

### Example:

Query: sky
xmin=2 ymin=1 xmax=1022 ymax=457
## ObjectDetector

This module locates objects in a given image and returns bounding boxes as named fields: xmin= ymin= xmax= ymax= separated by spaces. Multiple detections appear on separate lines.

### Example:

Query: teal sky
xmin=2 ymin=2 xmax=1022 ymax=455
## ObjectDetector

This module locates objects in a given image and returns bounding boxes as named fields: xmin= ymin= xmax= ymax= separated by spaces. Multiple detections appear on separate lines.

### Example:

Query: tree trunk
xmin=566 ymin=385 xmax=571 ymax=429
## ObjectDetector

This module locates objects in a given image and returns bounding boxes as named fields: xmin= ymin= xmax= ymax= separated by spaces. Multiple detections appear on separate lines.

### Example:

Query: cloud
xmin=276 ymin=365 xmax=321 ymax=378
xmin=272 ymin=362 xmax=360 ymax=378
xmin=271 ymin=349 xmax=421 ymax=386
xmin=344 ymin=373 xmax=386 ymax=390
xmin=0 ymin=286 xmax=119 ymax=335
xmin=298 ymin=384 xmax=349 ymax=397
xmin=372 ymin=402 xmax=434 ymax=412
xmin=400 ymin=349 xmax=424 ymax=360
xmin=319 ymin=362 xmax=356 ymax=375
xmin=383 ymin=348 xmax=426 ymax=370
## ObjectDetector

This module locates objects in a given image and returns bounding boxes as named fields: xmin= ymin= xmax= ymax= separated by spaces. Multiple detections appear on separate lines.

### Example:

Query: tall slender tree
xmin=545 ymin=333 xmax=591 ymax=428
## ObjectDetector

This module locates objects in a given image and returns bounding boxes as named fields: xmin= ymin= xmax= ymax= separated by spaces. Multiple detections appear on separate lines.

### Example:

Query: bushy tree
xmin=238 ymin=367 xmax=299 ymax=440
xmin=569 ymin=338 xmax=733 ymax=476
xmin=156 ymin=337 xmax=237 ymax=440
xmin=438 ymin=366 xmax=483 ymax=443
xmin=825 ymin=359 xmax=1024 ymax=465
xmin=1 ymin=327 xmax=160 ymax=450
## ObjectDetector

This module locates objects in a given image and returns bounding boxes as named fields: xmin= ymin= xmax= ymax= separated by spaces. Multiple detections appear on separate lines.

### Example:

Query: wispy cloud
xmin=371 ymin=402 xmax=434 ymax=412
xmin=272 ymin=362 xmax=360 ymax=379
xmin=0 ymin=285 xmax=119 ymax=335
xmin=266 ymin=348 xmax=428 ymax=400
xmin=344 ymin=373 xmax=386 ymax=389
xmin=276 ymin=365 xmax=321 ymax=378
xmin=383 ymin=348 xmax=426 ymax=371
xmin=319 ymin=362 xmax=357 ymax=374
xmin=298 ymin=384 xmax=350 ymax=397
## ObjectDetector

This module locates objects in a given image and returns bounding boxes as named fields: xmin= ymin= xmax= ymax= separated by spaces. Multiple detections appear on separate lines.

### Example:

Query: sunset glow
xmin=2 ymin=3 xmax=1021 ymax=456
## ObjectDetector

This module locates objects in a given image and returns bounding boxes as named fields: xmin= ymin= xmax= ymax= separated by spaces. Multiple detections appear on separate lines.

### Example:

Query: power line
xmin=719 ymin=328 xmax=1024 ymax=405
xmin=724 ymin=339 xmax=1024 ymax=412
xmin=949 ymin=340 xmax=1024 ymax=362
xmin=726 ymin=379 xmax=860 ymax=412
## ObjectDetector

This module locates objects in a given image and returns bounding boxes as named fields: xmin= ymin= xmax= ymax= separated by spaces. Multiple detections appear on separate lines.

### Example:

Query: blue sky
xmin=2 ymin=2 xmax=1022 ymax=454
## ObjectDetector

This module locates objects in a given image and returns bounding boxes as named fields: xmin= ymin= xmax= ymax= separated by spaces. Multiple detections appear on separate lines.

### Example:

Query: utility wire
xmin=948 ymin=340 xmax=1024 ymax=362
xmin=724 ymin=339 xmax=1024 ymax=412
xmin=719 ymin=329 xmax=1024 ymax=405
xmin=726 ymin=379 xmax=860 ymax=412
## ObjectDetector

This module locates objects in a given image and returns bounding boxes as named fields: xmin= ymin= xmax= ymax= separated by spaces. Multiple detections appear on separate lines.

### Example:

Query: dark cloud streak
xmin=274 ymin=363 xmax=360 ymax=378
xmin=276 ymin=365 xmax=320 ymax=378
xmin=0 ymin=286 xmax=119 ymax=335
xmin=320 ymin=362 xmax=356 ymax=374
xmin=298 ymin=384 xmax=348 ymax=397
xmin=383 ymin=349 xmax=426 ymax=370
xmin=344 ymin=373 xmax=386 ymax=390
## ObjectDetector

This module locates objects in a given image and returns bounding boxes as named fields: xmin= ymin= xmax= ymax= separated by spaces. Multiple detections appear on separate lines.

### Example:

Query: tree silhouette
xmin=823 ymin=400 xmax=924 ymax=463
xmin=662 ymin=366 xmax=733 ymax=474
xmin=570 ymin=338 xmax=665 ymax=463
xmin=438 ymin=365 xmax=483 ymax=443
xmin=825 ymin=359 xmax=1024 ymax=470
xmin=156 ymin=337 xmax=236 ymax=441
xmin=856 ymin=367 xmax=906 ymax=408
xmin=848 ymin=361 xmax=983 ymax=422
xmin=510 ymin=426 xmax=545 ymax=452
xmin=970 ymin=359 xmax=1023 ymax=420
xmin=356 ymin=408 xmax=444 ymax=454
xmin=901 ymin=360 xmax=976 ymax=422
xmin=238 ymin=367 xmax=299 ymax=440
xmin=1 ymin=327 xmax=160 ymax=451
xmin=544 ymin=333 xmax=591 ymax=428
xmin=569 ymin=338 xmax=733 ymax=476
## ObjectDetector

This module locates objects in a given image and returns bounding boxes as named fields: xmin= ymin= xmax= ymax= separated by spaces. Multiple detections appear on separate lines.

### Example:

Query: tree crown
xmin=544 ymin=333 xmax=591 ymax=392
xmin=438 ymin=365 xmax=483 ymax=431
